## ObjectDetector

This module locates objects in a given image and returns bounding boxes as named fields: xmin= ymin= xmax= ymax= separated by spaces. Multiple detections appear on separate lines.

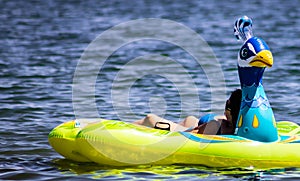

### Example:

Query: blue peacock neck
xmin=236 ymin=66 xmax=278 ymax=142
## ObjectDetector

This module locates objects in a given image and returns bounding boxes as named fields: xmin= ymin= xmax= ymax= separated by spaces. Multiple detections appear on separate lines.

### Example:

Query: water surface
xmin=1 ymin=0 xmax=300 ymax=180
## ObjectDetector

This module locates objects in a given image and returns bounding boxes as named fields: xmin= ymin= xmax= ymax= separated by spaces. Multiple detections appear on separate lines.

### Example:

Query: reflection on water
xmin=53 ymin=159 xmax=297 ymax=180
xmin=1 ymin=0 xmax=300 ymax=180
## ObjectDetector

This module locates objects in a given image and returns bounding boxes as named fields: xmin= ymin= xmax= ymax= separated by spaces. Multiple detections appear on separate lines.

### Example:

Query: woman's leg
xmin=134 ymin=114 xmax=190 ymax=131
xmin=134 ymin=114 xmax=167 ymax=128
xmin=179 ymin=116 xmax=199 ymax=128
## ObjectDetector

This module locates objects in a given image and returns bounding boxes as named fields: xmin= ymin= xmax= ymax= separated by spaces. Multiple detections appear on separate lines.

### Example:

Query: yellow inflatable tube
xmin=49 ymin=119 xmax=300 ymax=168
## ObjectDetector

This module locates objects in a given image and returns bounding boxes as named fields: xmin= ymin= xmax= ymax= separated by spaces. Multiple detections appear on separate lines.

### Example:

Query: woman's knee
xmin=185 ymin=116 xmax=198 ymax=121
xmin=146 ymin=114 xmax=156 ymax=119
xmin=180 ymin=116 xmax=198 ymax=127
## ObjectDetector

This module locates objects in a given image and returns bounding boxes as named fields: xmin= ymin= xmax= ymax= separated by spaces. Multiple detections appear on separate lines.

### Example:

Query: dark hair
xmin=225 ymin=89 xmax=242 ymax=126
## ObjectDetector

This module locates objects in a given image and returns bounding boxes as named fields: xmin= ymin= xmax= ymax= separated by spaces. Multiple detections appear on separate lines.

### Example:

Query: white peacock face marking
xmin=238 ymin=42 xmax=257 ymax=67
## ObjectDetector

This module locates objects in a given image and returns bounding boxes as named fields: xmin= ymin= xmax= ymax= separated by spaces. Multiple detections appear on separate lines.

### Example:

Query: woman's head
xmin=225 ymin=89 xmax=242 ymax=127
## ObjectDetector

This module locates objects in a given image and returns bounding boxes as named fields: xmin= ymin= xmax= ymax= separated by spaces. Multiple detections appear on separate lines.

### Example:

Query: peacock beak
xmin=249 ymin=50 xmax=273 ymax=68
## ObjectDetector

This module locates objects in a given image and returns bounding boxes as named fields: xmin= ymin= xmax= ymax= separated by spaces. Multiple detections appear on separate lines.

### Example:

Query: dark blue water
xmin=1 ymin=0 xmax=300 ymax=180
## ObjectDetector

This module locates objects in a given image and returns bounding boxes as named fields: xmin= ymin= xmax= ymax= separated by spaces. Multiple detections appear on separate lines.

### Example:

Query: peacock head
xmin=238 ymin=37 xmax=273 ymax=68
xmin=234 ymin=16 xmax=273 ymax=69
xmin=234 ymin=16 xmax=274 ymax=86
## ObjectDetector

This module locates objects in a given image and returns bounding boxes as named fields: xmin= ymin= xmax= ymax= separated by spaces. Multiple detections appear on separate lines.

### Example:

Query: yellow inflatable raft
xmin=48 ymin=119 xmax=300 ymax=168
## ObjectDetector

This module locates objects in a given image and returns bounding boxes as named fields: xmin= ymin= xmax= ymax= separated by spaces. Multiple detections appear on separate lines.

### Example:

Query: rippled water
xmin=1 ymin=0 xmax=300 ymax=180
